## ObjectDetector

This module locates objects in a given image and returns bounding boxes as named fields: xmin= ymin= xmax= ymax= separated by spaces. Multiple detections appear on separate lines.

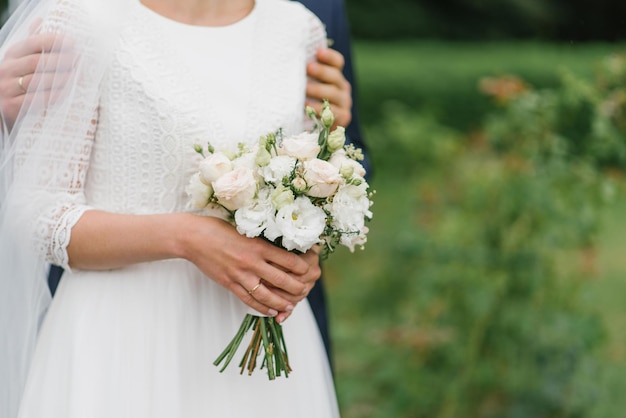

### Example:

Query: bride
xmin=0 ymin=0 xmax=340 ymax=417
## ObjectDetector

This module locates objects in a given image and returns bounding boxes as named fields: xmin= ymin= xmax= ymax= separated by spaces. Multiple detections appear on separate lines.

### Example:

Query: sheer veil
xmin=0 ymin=1 xmax=130 ymax=416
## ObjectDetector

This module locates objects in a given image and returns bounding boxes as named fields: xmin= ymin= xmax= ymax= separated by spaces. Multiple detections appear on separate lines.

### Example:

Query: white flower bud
xmin=255 ymin=147 xmax=272 ymax=167
xmin=321 ymin=105 xmax=335 ymax=127
xmin=271 ymin=185 xmax=295 ymax=210
xmin=222 ymin=149 xmax=237 ymax=161
xmin=327 ymin=126 xmax=346 ymax=153
xmin=291 ymin=177 xmax=308 ymax=193
xmin=340 ymin=164 xmax=354 ymax=180
xmin=306 ymin=106 xmax=317 ymax=119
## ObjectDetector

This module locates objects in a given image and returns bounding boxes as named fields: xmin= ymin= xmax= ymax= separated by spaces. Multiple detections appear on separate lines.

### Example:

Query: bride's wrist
xmin=168 ymin=212 xmax=198 ymax=261
xmin=171 ymin=213 xmax=217 ymax=263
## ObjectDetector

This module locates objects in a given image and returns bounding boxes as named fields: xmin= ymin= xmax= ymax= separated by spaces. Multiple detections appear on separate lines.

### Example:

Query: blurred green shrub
xmin=345 ymin=0 xmax=626 ymax=41
xmin=333 ymin=54 xmax=626 ymax=417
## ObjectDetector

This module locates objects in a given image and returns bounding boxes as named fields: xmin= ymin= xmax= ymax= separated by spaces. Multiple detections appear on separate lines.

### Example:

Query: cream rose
xmin=279 ymin=132 xmax=320 ymax=160
xmin=213 ymin=167 xmax=257 ymax=211
xmin=199 ymin=152 xmax=233 ymax=184
xmin=303 ymin=159 xmax=342 ymax=198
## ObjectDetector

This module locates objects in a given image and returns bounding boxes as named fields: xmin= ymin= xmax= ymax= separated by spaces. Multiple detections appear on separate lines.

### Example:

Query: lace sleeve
xmin=10 ymin=0 xmax=103 ymax=270
xmin=18 ymin=111 xmax=98 ymax=270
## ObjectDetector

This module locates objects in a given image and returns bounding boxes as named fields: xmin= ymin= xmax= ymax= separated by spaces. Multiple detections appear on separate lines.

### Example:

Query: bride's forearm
xmin=66 ymin=210 xmax=195 ymax=270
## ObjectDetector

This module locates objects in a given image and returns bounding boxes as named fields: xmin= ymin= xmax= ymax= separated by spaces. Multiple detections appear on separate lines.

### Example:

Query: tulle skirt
xmin=17 ymin=259 xmax=339 ymax=417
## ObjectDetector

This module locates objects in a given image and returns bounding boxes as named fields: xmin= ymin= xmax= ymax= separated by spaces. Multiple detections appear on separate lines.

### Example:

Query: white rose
xmin=199 ymin=152 xmax=233 ymax=184
xmin=186 ymin=173 xmax=213 ymax=209
xmin=213 ymin=167 xmax=258 ymax=211
xmin=260 ymin=155 xmax=297 ymax=184
xmin=278 ymin=132 xmax=320 ymax=160
xmin=275 ymin=197 xmax=327 ymax=252
xmin=303 ymin=159 xmax=342 ymax=198
xmin=235 ymin=188 xmax=275 ymax=238
xmin=329 ymin=149 xmax=366 ymax=179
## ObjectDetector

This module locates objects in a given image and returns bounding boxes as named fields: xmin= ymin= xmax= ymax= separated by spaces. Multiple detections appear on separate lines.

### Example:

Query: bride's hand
xmin=270 ymin=248 xmax=321 ymax=323
xmin=181 ymin=215 xmax=318 ymax=320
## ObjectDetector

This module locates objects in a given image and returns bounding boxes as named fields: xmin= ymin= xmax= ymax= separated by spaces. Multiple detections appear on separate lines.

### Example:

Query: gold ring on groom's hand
xmin=248 ymin=280 xmax=262 ymax=296
xmin=17 ymin=76 xmax=26 ymax=93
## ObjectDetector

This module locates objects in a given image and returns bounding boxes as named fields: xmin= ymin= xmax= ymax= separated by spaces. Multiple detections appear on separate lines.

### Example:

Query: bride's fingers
xmin=263 ymin=284 xmax=310 ymax=305
xmin=256 ymin=263 xmax=306 ymax=297
xmin=228 ymin=277 xmax=294 ymax=316
xmin=275 ymin=310 xmax=293 ymax=324
xmin=242 ymin=277 xmax=296 ymax=311
xmin=229 ymin=282 xmax=279 ymax=317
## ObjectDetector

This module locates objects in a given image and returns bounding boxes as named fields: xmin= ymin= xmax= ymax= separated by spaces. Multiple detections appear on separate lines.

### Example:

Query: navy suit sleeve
xmin=297 ymin=0 xmax=371 ymax=176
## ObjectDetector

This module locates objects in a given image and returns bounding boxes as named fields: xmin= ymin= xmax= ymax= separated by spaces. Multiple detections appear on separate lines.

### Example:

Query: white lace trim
xmin=46 ymin=204 xmax=91 ymax=270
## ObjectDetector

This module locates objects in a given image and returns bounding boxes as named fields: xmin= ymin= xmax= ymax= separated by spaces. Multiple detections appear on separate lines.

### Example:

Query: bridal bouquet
xmin=186 ymin=102 xmax=373 ymax=380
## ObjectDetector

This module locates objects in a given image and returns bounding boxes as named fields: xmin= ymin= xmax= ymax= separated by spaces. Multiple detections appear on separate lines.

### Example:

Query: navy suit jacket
xmin=295 ymin=0 xmax=368 ymax=365
xmin=297 ymin=0 xmax=368 ymax=170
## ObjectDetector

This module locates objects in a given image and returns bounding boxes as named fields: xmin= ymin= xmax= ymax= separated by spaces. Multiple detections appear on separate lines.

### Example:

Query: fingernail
xmin=285 ymin=305 xmax=294 ymax=312
xmin=269 ymin=309 xmax=278 ymax=316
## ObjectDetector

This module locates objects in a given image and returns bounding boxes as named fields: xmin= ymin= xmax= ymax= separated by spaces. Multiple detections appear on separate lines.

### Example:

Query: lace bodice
xmin=30 ymin=0 xmax=326 ymax=268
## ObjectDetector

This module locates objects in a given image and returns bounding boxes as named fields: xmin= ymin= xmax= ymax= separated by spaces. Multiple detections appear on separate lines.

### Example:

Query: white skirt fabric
xmin=17 ymin=260 xmax=339 ymax=417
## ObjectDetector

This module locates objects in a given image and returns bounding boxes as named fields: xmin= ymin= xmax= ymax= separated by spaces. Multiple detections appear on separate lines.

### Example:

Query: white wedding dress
xmin=16 ymin=1 xmax=339 ymax=417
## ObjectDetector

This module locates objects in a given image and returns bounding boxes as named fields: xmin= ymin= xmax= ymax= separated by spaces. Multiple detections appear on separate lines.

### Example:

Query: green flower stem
xmin=238 ymin=317 xmax=261 ymax=374
xmin=268 ymin=317 xmax=291 ymax=376
xmin=214 ymin=315 xmax=290 ymax=381
xmin=213 ymin=314 xmax=255 ymax=372
xmin=260 ymin=318 xmax=276 ymax=380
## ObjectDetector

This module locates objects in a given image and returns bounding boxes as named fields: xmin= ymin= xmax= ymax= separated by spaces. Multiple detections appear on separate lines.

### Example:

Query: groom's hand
xmin=306 ymin=47 xmax=352 ymax=129
xmin=0 ymin=28 xmax=74 ymax=130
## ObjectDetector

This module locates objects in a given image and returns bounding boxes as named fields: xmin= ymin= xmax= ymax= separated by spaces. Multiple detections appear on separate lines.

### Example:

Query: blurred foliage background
xmin=345 ymin=0 xmax=626 ymax=41
xmin=2 ymin=1 xmax=625 ymax=417
xmin=325 ymin=1 xmax=626 ymax=418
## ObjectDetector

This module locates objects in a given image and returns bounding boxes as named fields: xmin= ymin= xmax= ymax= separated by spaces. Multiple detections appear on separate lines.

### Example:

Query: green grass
xmin=353 ymin=40 xmax=626 ymax=131
xmin=585 ymin=194 xmax=626 ymax=417
xmin=327 ymin=40 xmax=626 ymax=417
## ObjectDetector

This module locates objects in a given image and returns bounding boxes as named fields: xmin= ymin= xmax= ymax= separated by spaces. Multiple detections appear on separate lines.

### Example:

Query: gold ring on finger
xmin=17 ymin=76 xmax=26 ymax=93
xmin=248 ymin=280 xmax=262 ymax=296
